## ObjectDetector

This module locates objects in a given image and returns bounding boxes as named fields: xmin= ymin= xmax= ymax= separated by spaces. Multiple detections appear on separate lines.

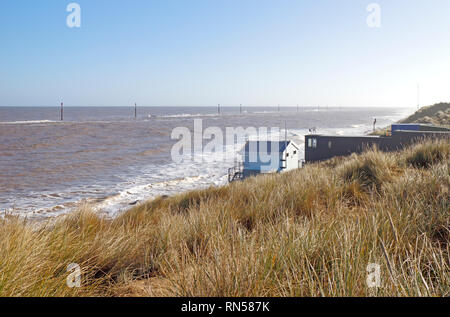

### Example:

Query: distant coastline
xmin=371 ymin=103 xmax=450 ymax=135
xmin=400 ymin=102 xmax=450 ymax=126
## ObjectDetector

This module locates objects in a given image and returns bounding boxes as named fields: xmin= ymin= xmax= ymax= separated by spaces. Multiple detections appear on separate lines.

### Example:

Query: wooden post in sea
xmin=134 ymin=103 xmax=137 ymax=119
xmin=218 ymin=104 xmax=221 ymax=115
xmin=60 ymin=102 xmax=63 ymax=121
xmin=240 ymin=104 xmax=242 ymax=114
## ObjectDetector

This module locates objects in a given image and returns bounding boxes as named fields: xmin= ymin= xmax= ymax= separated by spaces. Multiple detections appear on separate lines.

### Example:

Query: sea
xmin=0 ymin=106 xmax=415 ymax=219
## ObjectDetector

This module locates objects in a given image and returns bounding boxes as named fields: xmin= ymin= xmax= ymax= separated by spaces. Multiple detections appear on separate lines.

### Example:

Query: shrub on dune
xmin=0 ymin=140 xmax=448 ymax=297
xmin=404 ymin=139 xmax=449 ymax=169
xmin=337 ymin=149 xmax=394 ymax=191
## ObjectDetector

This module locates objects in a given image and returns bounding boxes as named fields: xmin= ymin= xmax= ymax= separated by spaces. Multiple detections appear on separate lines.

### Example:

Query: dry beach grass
xmin=400 ymin=102 xmax=450 ymax=127
xmin=0 ymin=139 xmax=448 ymax=297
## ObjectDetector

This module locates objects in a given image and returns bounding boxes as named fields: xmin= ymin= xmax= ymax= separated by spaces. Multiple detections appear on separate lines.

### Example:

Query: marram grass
xmin=0 ymin=140 xmax=448 ymax=297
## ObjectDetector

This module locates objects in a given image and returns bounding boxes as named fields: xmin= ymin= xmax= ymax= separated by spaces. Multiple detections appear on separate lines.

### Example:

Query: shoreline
xmin=0 ymin=106 xmax=418 ymax=220
xmin=1 ymin=137 xmax=448 ymax=296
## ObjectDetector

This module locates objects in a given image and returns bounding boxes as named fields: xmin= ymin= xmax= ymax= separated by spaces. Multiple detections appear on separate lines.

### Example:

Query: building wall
xmin=242 ymin=142 xmax=301 ymax=174
xmin=389 ymin=131 xmax=449 ymax=148
xmin=305 ymin=131 xmax=449 ymax=163
xmin=305 ymin=135 xmax=383 ymax=162
xmin=243 ymin=169 xmax=262 ymax=178
xmin=392 ymin=124 xmax=450 ymax=133
xmin=391 ymin=124 xmax=420 ymax=133
xmin=283 ymin=143 xmax=300 ymax=171
xmin=243 ymin=152 xmax=282 ymax=173
xmin=418 ymin=125 xmax=450 ymax=132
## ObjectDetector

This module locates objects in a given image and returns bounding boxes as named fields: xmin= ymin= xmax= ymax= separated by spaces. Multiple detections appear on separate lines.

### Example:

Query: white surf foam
xmin=0 ymin=120 xmax=57 ymax=125
xmin=157 ymin=113 xmax=218 ymax=119
xmin=2 ymin=109 xmax=412 ymax=220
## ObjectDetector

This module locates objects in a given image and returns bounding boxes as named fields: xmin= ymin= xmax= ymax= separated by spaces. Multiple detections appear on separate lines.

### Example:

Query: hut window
xmin=293 ymin=150 xmax=297 ymax=155
xmin=312 ymin=138 xmax=317 ymax=148
xmin=328 ymin=141 xmax=332 ymax=149
xmin=308 ymin=139 xmax=312 ymax=148
xmin=286 ymin=153 xmax=290 ymax=157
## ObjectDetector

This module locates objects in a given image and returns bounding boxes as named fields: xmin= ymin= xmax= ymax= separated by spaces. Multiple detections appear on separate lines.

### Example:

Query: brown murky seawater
xmin=0 ymin=106 xmax=411 ymax=218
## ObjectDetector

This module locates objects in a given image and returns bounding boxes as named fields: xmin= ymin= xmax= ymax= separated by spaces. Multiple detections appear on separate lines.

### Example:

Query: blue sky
xmin=1 ymin=0 xmax=450 ymax=107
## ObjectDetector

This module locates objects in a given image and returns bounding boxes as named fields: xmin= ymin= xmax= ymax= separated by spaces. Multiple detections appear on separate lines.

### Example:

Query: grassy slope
xmin=371 ymin=103 xmax=450 ymax=136
xmin=400 ymin=103 xmax=450 ymax=126
xmin=0 ymin=140 xmax=449 ymax=297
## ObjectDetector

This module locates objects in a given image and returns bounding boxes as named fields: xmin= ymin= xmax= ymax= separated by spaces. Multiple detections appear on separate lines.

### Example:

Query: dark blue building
xmin=305 ymin=124 xmax=450 ymax=163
